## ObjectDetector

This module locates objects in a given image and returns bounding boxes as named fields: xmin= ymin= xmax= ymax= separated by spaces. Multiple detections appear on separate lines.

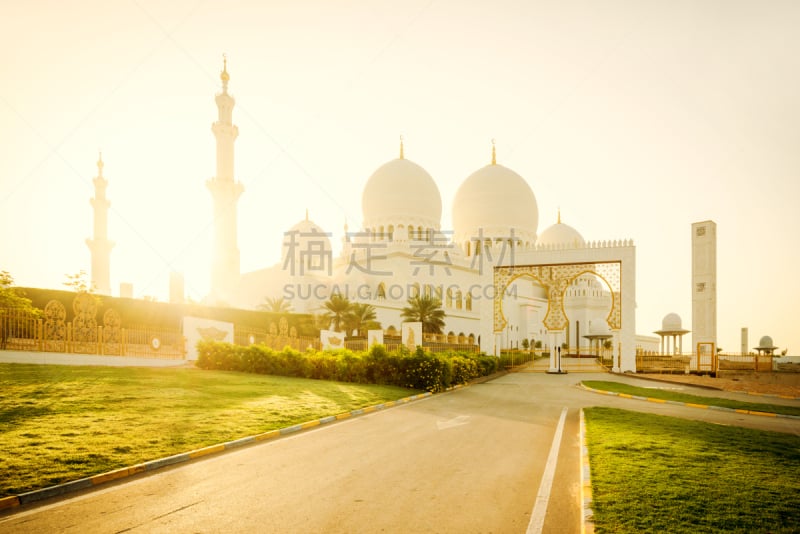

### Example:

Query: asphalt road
xmin=2 ymin=371 xmax=798 ymax=533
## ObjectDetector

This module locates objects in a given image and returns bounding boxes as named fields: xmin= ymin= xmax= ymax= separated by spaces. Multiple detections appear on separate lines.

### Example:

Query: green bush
xmin=196 ymin=341 xmax=495 ymax=392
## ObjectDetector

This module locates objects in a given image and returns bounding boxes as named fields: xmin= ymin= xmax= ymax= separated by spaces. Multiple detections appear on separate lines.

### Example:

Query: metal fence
xmin=0 ymin=308 xmax=184 ymax=359
xmin=3 ymin=304 xmax=482 ymax=362
xmin=636 ymin=350 xmax=775 ymax=373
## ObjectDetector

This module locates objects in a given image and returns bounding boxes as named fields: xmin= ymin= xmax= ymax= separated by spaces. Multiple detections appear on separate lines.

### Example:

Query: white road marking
xmin=436 ymin=415 xmax=471 ymax=430
xmin=527 ymin=406 xmax=568 ymax=534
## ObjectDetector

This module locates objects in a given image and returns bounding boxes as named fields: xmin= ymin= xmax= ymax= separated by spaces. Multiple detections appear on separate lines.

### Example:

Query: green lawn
xmin=0 ymin=363 xmax=415 ymax=497
xmin=584 ymin=407 xmax=800 ymax=533
xmin=583 ymin=380 xmax=800 ymax=417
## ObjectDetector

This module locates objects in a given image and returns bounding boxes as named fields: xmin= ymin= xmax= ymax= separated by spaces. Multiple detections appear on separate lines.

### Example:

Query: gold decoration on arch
xmin=493 ymin=261 xmax=622 ymax=333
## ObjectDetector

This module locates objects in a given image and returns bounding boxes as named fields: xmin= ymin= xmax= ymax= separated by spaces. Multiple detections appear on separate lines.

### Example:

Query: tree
xmin=346 ymin=302 xmax=378 ymax=337
xmin=0 ymin=271 xmax=41 ymax=349
xmin=521 ymin=338 xmax=530 ymax=350
xmin=322 ymin=293 xmax=352 ymax=333
xmin=259 ymin=296 xmax=293 ymax=314
xmin=400 ymin=295 xmax=445 ymax=334
xmin=63 ymin=270 xmax=96 ymax=294
xmin=0 ymin=271 xmax=37 ymax=310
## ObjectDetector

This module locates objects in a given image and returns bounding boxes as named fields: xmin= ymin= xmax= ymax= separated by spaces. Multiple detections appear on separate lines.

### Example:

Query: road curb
xmin=579 ymin=383 xmax=800 ymax=419
xmin=613 ymin=373 xmax=800 ymax=400
xmin=0 ymin=390 xmax=434 ymax=513
xmin=579 ymin=409 xmax=595 ymax=534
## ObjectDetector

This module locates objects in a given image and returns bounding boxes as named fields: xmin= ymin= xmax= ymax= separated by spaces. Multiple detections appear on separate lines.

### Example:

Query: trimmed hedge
xmin=196 ymin=341 xmax=499 ymax=393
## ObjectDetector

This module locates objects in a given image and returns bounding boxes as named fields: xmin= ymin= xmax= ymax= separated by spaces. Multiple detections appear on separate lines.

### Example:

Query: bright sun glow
xmin=1 ymin=1 xmax=799 ymax=355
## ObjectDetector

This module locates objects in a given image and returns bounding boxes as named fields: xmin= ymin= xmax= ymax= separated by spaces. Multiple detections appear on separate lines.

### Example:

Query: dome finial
xmin=399 ymin=135 xmax=404 ymax=159
xmin=558 ymin=207 xmax=561 ymax=224
xmin=220 ymin=53 xmax=230 ymax=89
xmin=305 ymin=208 xmax=309 ymax=221
xmin=97 ymin=150 xmax=104 ymax=175
xmin=491 ymin=138 xmax=496 ymax=165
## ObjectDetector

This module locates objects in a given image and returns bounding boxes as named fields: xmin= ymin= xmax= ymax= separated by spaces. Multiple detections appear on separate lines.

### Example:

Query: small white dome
xmin=662 ymin=313 xmax=683 ymax=331
xmin=361 ymin=157 xmax=442 ymax=231
xmin=758 ymin=335 xmax=775 ymax=348
xmin=452 ymin=163 xmax=538 ymax=246
xmin=588 ymin=320 xmax=611 ymax=335
xmin=281 ymin=216 xmax=332 ymax=272
xmin=538 ymin=218 xmax=585 ymax=248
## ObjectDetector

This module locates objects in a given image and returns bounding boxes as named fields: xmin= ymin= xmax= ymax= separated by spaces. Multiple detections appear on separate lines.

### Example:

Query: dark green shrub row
xmin=196 ymin=341 xmax=499 ymax=392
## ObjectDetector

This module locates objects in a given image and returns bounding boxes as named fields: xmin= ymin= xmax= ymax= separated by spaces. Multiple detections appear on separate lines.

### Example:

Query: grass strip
xmin=0 ymin=363 xmax=415 ymax=498
xmin=583 ymin=380 xmax=800 ymax=417
xmin=584 ymin=407 xmax=800 ymax=533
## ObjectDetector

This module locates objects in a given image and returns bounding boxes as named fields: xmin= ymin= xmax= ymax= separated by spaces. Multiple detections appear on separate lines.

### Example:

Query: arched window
xmin=468 ymin=334 xmax=475 ymax=345
xmin=377 ymin=282 xmax=386 ymax=300
xmin=424 ymin=284 xmax=432 ymax=299
xmin=465 ymin=241 xmax=471 ymax=256
xmin=388 ymin=225 xmax=394 ymax=241
xmin=379 ymin=225 xmax=384 ymax=240
xmin=435 ymin=286 xmax=443 ymax=302
xmin=446 ymin=288 xmax=454 ymax=308
xmin=465 ymin=292 xmax=472 ymax=311
xmin=455 ymin=289 xmax=463 ymax=310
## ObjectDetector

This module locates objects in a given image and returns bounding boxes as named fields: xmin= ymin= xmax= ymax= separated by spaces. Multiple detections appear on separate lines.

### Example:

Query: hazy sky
xmin=2 ymin=0 xmax=799 ymax=354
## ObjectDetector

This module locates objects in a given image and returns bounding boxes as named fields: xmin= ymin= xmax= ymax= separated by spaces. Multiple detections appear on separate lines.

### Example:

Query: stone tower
xmin=691 ymin=220 xmax=717 ymax=352
xmin=206 ymin=56 xmax=244 ymax=302
xmin=86 ymin=153 xmax=114 ymax=295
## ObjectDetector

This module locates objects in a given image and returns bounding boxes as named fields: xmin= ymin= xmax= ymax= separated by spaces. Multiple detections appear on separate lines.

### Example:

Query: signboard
xmin=368 ymin=330 xmax=384 ymax=347
xmin=183 ymin=316 xmax=234 ymax=361
xmin=402 ymin=322 xmax=422 ymax=351
xmin=321 ymin=330 xmax=345 ymax=350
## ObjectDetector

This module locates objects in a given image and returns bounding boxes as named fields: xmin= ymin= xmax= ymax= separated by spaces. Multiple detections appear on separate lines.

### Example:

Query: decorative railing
xmin=0 ymin=307 xmax=184 ymax=359
xmin=636 ymin=351 xmax=775 ymax=373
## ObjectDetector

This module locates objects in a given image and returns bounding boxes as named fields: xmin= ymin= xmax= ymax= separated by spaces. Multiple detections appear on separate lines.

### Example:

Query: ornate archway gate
xmin=484 ymin=243 xmax=637 ymax=373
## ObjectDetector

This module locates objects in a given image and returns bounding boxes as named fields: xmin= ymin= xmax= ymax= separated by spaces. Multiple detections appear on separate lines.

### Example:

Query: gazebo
xmin=654 ymin=313 xmax=690 ymax=355
xmin=583 ymin=321 xmax=613 ymax=359
xmin=754 ymin=335 xmax=778 ymax=356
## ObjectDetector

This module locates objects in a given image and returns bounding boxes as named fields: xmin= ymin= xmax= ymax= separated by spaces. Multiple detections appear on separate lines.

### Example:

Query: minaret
xmin=206 ymin=55 xmax=244 ymax=302
xmin=86 ymin=153 xmax=114 ymax=295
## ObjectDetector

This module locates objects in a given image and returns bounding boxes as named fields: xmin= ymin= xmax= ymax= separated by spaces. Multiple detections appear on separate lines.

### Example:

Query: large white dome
xmin=538 ymin=217 xmax=585 ymax=248
xmin=452 ymin=163 xmax=538 ymax=246
xmin=361 ymin=157 xmax=442 ymax=232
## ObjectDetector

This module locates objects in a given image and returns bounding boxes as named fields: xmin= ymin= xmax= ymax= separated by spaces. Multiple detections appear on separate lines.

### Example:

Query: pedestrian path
xmin=517 ymin=356 xmax=607 ymax=373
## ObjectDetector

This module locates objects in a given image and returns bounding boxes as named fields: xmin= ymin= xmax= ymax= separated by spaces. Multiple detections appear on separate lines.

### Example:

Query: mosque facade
xmin=210 ymin=61 xmax=638 ymax=371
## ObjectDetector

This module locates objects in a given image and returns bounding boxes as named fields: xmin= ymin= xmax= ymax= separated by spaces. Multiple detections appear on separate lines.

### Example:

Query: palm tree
xmin=401 ymin=295 xmax=445 ymax=334
xmin=258 ymin=296 xmax=293 ymax=314
xmin=346 ymin=302 xmax=378 ymax=337
xmin=322 ymin=293 xmax=352 ymax=332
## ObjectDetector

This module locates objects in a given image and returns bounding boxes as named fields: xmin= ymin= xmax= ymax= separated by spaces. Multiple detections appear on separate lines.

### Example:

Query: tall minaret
xmin=206 ymin=55 xmax=244 ymax=302
xmin=86 ymin=153 xmax=115 ymax=295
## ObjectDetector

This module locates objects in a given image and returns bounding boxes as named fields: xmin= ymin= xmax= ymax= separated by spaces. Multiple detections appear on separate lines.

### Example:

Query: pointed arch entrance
xmin=492 ymin=258 xmax=633 ymax=372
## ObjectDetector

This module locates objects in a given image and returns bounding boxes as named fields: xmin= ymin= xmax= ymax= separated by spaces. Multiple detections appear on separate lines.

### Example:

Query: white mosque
xmin=201 ymin=59 xmax=640 ymax=370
